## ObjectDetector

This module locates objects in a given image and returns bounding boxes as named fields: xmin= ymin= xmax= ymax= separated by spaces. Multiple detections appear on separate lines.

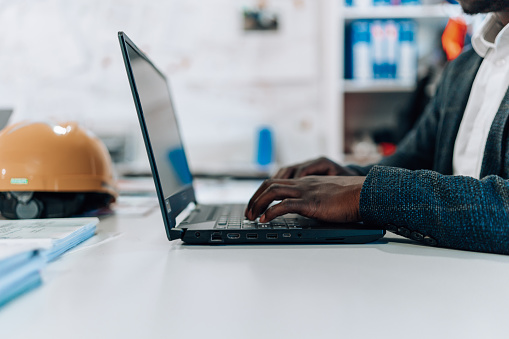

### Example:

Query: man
xmin=245 ymin=0 xmax=509 ymax=255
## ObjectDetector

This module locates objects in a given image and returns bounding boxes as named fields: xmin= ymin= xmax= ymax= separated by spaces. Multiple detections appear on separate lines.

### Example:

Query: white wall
xmin=0 ymin=0 xmax=333 ymax=171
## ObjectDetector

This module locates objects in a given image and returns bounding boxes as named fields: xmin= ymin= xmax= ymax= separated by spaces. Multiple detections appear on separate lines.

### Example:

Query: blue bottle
xmin=256 ymin=127 xmax=273 ymax=166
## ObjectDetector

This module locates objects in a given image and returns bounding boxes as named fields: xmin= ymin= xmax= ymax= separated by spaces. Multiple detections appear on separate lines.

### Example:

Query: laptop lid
xmin=119 ymin=32 xmax=195 ymax=241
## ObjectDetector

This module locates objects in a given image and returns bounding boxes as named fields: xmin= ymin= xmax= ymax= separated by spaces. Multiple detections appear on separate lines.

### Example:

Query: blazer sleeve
xmin=360 ymin=166 xmax=509 ymax=255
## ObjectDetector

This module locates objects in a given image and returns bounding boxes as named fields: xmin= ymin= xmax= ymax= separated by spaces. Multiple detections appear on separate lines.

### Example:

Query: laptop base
xmin=180 ymin=228 xmax=385 ymax=245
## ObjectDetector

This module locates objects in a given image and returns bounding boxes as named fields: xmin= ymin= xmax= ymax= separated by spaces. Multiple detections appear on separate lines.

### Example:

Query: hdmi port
xmin=227 ymin=233 xmax=240 ymax=239
xmin=246 ymin=233 xmax=258 ymax=239
xmin=266 ymin=233 xmax=278 ymax=239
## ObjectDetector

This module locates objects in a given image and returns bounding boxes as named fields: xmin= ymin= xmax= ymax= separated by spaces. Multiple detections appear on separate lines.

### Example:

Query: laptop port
xmin=227 ymin=233 xmax=240 ymax=239
xmin=246 ymin=233 xmax=258 ymax=239
xmin=266 ymin=233 xmax=278 ymax=239
xmin=211 ymin=232 xmax=222 ymax=242
xmin=282 ymin=233 xmax=291 ymax=238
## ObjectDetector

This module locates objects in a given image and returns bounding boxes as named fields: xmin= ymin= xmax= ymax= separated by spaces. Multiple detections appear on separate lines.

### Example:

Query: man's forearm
xmin=359 ymin=165 xmax=509 ymax=255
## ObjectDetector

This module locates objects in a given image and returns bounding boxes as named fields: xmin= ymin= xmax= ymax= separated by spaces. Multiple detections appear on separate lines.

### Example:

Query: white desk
xmin=1 ymin=179 xmax=509 ymax=339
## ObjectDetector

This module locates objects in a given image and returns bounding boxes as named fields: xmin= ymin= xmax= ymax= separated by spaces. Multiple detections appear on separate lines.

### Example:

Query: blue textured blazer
xmin=350 ymin=48 xmax=509 ymax=255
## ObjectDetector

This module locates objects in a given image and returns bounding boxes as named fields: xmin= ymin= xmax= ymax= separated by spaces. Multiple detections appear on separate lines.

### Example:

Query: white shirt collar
xmin=472 ymin=14 xmax=509 ymax=57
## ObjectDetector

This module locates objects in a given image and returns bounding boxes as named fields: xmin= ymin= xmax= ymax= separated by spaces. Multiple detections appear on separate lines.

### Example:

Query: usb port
xmin=211 ymin=232 xmax=222 ymax=242
xmin=246 ymin=233 xmax=258 ymax=239
xmin=266 ymin=233 xmax=278 ymax=239
xmin=282 ymin=233 xmax=291 ymax=238
xmin=227 ymin=233 xmax=240 ymax=239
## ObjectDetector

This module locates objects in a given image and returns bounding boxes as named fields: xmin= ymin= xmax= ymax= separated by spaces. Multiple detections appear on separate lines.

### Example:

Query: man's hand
xmin=273 ymin=156 xmax=358 ymax=179
xmin=245 ymin=176 xmax=366 ymax=223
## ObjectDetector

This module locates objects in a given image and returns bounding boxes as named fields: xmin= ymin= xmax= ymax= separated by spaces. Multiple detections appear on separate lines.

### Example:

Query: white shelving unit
xmin=319 ymin=0 xmax=343 ymax=162
xmin=343 ymin=3 xmax=461 ymax=19
xmin=343 ymin=79 xmax=416 ymax=93
xmin=330 ymin=1 xmax=460 ymax=159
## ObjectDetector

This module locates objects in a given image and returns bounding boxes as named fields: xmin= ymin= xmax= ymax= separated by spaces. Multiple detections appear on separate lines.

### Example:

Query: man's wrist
xmin=349 ymin=176 xmax=366 ymax=222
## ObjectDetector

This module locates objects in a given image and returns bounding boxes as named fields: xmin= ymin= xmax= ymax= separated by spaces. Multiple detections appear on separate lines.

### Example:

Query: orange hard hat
xmin=0 ymin=121 xmax=118 ymax=219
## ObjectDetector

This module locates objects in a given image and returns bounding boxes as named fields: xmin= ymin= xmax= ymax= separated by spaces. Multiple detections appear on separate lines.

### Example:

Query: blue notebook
xmin=0 ymin=246 xmax=44 ymax=307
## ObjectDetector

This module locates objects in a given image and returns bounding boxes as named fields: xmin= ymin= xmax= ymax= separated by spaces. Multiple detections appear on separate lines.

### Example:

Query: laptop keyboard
xmin=214 ymin=204 xmax=302 ymax=230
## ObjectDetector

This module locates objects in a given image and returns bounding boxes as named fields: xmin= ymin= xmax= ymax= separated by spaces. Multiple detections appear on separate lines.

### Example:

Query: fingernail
xmin=260 ymin=215 xmax=266 ymax=223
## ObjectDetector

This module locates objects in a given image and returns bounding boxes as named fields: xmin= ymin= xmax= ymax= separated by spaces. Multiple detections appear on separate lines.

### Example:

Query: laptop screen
xmin=123 ymin=38 xmax=193 ymax=198
xmin=120 ymin=33 xmax=197 ymax=239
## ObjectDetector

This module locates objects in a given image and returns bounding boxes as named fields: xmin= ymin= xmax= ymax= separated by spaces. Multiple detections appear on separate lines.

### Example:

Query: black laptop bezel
xmin=118 ymin=31 xmax=195 ymax=240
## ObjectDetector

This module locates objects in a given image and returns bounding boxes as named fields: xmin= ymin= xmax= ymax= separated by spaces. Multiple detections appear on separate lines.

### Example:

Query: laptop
xmin=118 ymin=32 xmax=385 ymax=244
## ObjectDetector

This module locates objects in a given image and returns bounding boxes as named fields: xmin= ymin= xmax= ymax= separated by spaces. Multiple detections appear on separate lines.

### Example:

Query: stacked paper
xmin=0 ymin=217 xmax=99 ymax=262
xmin=345 ymin=0 xmax=421 ymax=6
xmin=0 ymin=217 xmax=99 ymax=307
xmin=0 ymin=244 xmax=44 ymax=307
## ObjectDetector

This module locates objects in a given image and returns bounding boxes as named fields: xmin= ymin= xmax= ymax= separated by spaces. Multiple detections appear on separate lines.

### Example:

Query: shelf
xmin=334 ymin=2 xmax=456 ymax=157
xmin=344 ymin=153 xmax=383 ymax=166
xmin=343 ymin=79 xmax=416 ymax=93
xmin=342 ymin=3 xmax=461 ymax=20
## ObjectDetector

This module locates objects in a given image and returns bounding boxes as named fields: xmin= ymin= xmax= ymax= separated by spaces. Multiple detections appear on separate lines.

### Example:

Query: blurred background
xmin=0 ymin=0 xmax=481 ymax=177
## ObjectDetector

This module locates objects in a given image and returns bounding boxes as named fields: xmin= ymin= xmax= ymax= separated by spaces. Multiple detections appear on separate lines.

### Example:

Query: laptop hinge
xmin=170 ymin=228 xmax=184 ymax=240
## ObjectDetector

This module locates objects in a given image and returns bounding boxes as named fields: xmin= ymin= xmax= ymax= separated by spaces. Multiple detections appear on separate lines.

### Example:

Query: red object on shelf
xmin=442 ymin=17 xmax=468 ymax=61
xmin=378 ymin=142 xmax=397 ymax=156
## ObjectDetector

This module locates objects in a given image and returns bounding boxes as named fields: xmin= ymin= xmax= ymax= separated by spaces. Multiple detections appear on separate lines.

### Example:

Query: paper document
xmin=113 ymin=196 xmax=159 ymax=216
xmin=0 ymin=218 xmax=99 ymax=308
xmin=0 ymin=243 xmax=46 ymax=261
xmin=0 ymin=272 xmax=42 ymax=307
xmin=0 ymin=246 xmax=44 ymax=308
xmin=0 ymin=244 xmax=44 ymax=272
xmin=0 ymin=217 xmax=99 ymax=261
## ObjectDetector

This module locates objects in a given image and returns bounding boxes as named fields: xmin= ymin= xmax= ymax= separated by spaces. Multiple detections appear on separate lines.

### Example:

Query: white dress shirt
xmin=453 ymin=14 xmax=509 ymax=179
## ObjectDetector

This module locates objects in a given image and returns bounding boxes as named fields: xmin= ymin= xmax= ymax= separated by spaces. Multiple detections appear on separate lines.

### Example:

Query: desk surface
xmin=1 ymin=179 xmax=509 ymax=339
